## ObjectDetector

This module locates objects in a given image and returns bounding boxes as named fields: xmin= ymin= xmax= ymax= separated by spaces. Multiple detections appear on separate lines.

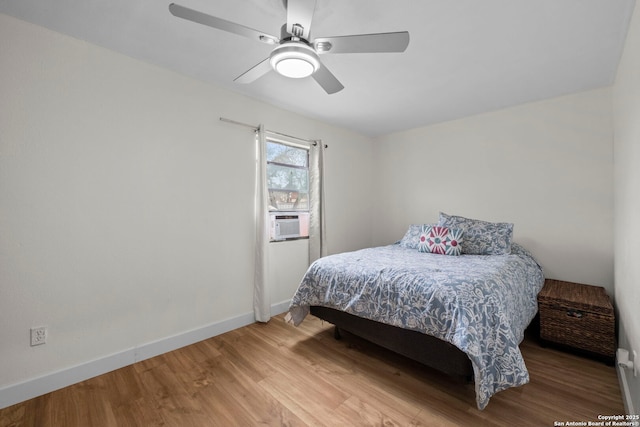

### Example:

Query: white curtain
xmin=309 ymin=141 xmax=327 ymax=264
xmin=253 ymin=125 xmax=271 ymax=322
xmin=254 ymin=131 xmax=326 ymax=323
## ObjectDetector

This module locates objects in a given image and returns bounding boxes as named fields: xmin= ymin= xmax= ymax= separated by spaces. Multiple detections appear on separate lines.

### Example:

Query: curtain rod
xmin=219 ymin=117 xmax=324 ymax=147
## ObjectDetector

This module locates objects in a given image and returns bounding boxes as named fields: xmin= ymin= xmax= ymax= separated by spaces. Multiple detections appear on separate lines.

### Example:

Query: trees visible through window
xmin=266 ymin=139 xmax=310 ymax=240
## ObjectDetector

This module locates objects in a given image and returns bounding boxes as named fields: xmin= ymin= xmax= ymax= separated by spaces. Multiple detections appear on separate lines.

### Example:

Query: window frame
xmin=265 ymin=135 xmax=311 ymax=242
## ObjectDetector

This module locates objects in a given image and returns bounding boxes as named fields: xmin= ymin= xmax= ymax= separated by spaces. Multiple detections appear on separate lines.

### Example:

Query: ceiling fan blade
xmin=286 ymin=0 xmax=317 ymax=40
xmin=314 ymin=31 xmax=410 ymax=54
xmin=234 ymin=58 xmax=272 ymax=84
xmin=312 ymin=63 xmax=344 ymax=94
xmin=169 ymin=3 xmax=279 ymax=45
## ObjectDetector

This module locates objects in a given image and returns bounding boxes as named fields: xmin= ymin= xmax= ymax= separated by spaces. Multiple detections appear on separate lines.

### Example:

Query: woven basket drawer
xmin=539 ymin=302 xmax=615 ymax=356
xmin=538 ymin=279 xmax=615 ymax=358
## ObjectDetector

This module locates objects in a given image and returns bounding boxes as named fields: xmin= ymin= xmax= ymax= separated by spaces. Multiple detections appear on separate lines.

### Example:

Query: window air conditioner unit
xmin=274 ymin=214 xmax=300 ymax=240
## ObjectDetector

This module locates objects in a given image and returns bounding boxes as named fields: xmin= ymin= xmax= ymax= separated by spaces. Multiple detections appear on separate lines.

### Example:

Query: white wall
xmin=613 ymin=0 xmax=640 ymax=414
xmin=372 ymin=88 xmax=614 ymax=292
xmin=0 ymin=13 xmax=373 ymax=405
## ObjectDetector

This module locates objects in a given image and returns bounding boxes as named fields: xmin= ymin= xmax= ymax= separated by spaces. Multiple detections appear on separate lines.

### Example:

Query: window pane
xmin=267 ymin=162 xmax=309 ymax=211
xmin=266 ymin=141 xmax=308 ymax=167
xmin=266 ymin=164 xmax=308 ymax=192
xmin=268 ymin=189 xmax=308 ymax=211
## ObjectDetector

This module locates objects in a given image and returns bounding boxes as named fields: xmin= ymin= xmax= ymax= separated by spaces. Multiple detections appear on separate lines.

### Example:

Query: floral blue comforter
xmin=287 ymin=243 xmax=544 ymax=410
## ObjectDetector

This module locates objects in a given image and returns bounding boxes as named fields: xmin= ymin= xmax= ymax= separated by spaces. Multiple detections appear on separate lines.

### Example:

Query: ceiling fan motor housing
xmin=280 ymin=23 xmax=307 ymax=43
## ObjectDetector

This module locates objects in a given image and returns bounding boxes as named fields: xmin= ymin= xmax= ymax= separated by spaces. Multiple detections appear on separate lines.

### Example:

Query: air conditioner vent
xmin=274 ymin=214 xmax=300 ymax=240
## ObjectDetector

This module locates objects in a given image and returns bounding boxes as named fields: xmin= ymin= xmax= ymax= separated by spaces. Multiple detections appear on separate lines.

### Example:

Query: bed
xmin=286 ymin=214 xmax=545 ymax=410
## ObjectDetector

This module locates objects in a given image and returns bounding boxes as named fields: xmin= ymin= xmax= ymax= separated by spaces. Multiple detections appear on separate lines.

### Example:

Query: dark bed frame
xmin=310 ymin=306 xmax=474 ymax=381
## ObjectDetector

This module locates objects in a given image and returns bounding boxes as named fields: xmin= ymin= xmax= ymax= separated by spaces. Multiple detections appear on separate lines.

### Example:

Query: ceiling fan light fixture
xmin=270 ymin=43 xmax=320 ymax=79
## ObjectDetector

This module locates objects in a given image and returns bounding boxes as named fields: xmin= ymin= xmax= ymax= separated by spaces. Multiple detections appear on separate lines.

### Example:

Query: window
xmin=266 ymin=138 xmax=310 ymax=240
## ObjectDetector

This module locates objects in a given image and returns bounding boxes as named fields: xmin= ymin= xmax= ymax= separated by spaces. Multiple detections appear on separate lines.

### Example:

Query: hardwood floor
xmin=1 ymin=313 xmax=625 ymax=426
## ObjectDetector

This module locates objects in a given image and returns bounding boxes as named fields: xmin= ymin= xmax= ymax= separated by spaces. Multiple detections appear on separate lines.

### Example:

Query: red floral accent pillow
xmin=417 ymin=226 xmax=463 ymax=256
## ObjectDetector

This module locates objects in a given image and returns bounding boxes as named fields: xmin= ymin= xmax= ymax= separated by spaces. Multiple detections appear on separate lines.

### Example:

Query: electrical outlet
xmin=30 ymin=326 xmax=47 ymax=346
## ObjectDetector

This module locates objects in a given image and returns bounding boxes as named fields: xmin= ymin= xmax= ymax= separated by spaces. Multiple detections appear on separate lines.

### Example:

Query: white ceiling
xmin=0 ymin=0 xmax=635 ymax=136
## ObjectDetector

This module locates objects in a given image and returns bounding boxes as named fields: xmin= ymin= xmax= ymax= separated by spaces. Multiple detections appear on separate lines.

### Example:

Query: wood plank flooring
xmin=0 ymin=313 xmax=625 ymax=426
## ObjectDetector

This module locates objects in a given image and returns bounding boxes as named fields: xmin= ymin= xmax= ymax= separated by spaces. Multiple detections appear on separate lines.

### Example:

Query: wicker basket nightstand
xmin=537 ymin=279 xmax=615 ymax=363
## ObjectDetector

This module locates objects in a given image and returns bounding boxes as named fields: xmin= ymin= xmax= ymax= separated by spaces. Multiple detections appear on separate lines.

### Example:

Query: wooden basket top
xmin=538 ymin=279 xmax=613 ymax=315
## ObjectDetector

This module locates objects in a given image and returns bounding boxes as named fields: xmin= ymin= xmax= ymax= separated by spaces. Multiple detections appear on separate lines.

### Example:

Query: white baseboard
xmin=270 ymin=299 xmax=292 ymax=317
xmin=617 ymin=360 xmax=636 ymax=415
xmin=0 ymin=310 xmax=256 ymax=410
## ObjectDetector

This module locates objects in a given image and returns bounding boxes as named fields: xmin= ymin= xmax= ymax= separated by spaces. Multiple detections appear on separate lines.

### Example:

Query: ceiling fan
xmin=168 ymin=1 xmax=410 ymax=94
